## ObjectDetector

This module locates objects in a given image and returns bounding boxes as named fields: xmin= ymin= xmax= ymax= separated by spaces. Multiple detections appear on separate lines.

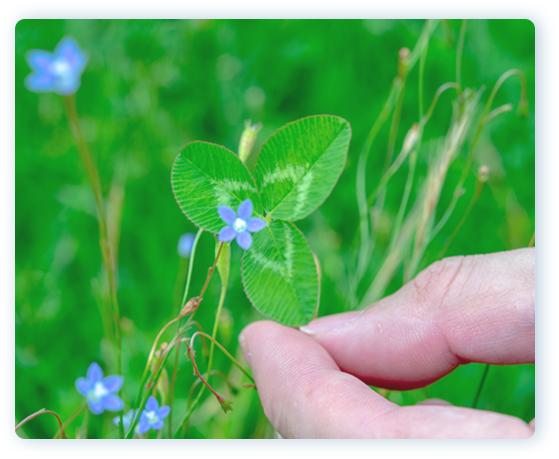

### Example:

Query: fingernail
xmin=299 ymin=310 xmax=363 ymax=335
xmin=238 ymin=332 xmax=252 ymax=367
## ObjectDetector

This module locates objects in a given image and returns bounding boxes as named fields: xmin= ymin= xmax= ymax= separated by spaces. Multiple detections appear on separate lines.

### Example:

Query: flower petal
xmin=87 ymin=398 xmax=104 ymax=415
xmin=218 ymin=225 xmax=236 ymax=242
xmin=55 ymin=37 xmax=87 ymax=72
xmin=151 ymin=420 xmax=164 ymax=430
xmin=157 ymin=406 xmax=171 ymax=420
xmin=112 ymin=415 xmax=120 ymax=427
xmin=24 ymin=73 xmax=56 ymax=92
xmin=26 ymin=50 xmax=53 ymax=72
xmin=87 ymin=362 xmax=103 ymax=383
xmin=218 ymin=206 xmax=237 ymax=225
xmin=136 ymin=420 xmax=151 ymax=434
xmin=102 ymin=375 xmax=123 ymax=394
xmin=237 ymin=199 xmax=253 ymax=220
xmin=101 ymin=395 xmax=124 ymax=412
xmin=236 ymin=231 xmax=252 ymax=250
xmin=145 ymin=395 xmax=159 ymax=412
xmin=246 ymin=217 xmax=266 ymax=233
xmin=75 ymin=377 xmax=91 ymax=396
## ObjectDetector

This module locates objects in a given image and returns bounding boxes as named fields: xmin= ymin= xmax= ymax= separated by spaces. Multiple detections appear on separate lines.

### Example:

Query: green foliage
xmin=172 ymin=114 xmax=348 ymax=326
xmin=242 ymin=221 xmax=319 ymax=326
xmin=15 ymin=19 xmax=534 ymax=439
xmin=172 ymin=141 xmax=263 ymax=233
xmin=254 ymin=115 xmax=351 ymax=221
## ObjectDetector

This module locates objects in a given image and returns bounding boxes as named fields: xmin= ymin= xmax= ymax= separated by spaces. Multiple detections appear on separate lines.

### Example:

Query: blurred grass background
xmin=15 ymin=19 xmax=534 ymax=439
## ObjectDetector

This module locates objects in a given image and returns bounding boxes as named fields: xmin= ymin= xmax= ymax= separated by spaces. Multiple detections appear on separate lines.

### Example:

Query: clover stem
xmin=167 ymin=229 xmax=203 ymax=438
xmin=199 ymin=242 xmax=224 ymax=300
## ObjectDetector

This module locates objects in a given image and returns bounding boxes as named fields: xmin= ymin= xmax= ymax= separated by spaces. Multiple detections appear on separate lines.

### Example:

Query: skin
xmin=239 ymin=248 xmax=535 ymax=439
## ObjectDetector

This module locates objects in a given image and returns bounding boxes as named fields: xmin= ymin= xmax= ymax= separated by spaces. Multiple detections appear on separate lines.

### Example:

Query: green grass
xmin=15 ymin=19 xmax=534 ymax=439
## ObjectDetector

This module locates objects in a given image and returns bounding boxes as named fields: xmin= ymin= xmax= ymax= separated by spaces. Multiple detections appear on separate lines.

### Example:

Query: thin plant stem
xmin=456 ymin=19 xmax=468 ymax=94
xmin=472 ymin=364 xmax=490 ymax=408
xmin=126 ymin=336 xmax=187 ymax=439
xmin=421 ymin=83 xmax=461 ymax=127
xmin=438 ymin=179 xmax=485 ymax=258
xmin=175 ymin=331 xmax=254 ymax=438
xmin=419 ymin=43 xmax=428 ymax=120
xmin=53 ymin=403 xmax=85 ymax=439
xmin=16 ymin=409 xmax=66 ymax=438
xmin=187 ymin=370 xmax=239 ymax=407
xmin=430 ymin=69 xmax=527 ymax=246
xmin=77 ymin=407 xmax=89 ymax=439
xmin=529 ymin=232 xmax=535 ymax=247
xmin=62 ymin=94 xmax=124 ymax=436
xmin=348 ymin=82 xmax=402 ymax=311
xmin=388 ymin=150 xmax=417 ymax=254
xmin=176 ymin=273 xmax=228 ymax=438
xmin=168 ymin=228 xmax=203 ymax=438
xmin=131 ymin=242 xmax=224 ymax=439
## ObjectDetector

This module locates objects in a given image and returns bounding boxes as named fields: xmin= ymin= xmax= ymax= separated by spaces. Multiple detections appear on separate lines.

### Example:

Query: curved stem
xmin=53 ymin=403 xmax=85 ymax=439
xmin=438 ymin=179 xmax=485 ymax=258
xmin=168 ymin=228 xmax=203 ymax=437
xmin=421 ymin=83 xmax=461 ymax=127
xmin=16 ymin=409 xmax=66 ymax=439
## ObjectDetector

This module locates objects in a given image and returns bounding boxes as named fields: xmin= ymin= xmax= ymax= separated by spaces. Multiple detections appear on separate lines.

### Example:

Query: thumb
xmin=300 ymin=248 xmax=535 ymax=390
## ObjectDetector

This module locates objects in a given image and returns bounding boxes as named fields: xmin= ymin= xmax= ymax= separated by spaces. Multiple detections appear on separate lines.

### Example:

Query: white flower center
xmin=89 ymin=382 xmax=109 ymax=402
xmin=233 ymin=218 xmax=247 ymax=232
xmin=52 ymin=59 xmax=71 ymax=76
xmin=146 ymin=410 xmax=159 ymax=424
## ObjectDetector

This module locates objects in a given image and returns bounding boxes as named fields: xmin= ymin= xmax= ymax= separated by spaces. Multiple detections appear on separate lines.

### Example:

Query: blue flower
xmin=25 ymin=36 xmax=88 ymax=96
xmin=75 ymin=362 xmax=124 ymax=415
xmin=178 ymin=233 xmax=195 ymax=258
xmin=137 ymin=396 xmax=170 ymax=434
xmin=218 ymin=199 xmax=266 ymax=250
xmin=112 ymin=409 xmax=137 ymax=430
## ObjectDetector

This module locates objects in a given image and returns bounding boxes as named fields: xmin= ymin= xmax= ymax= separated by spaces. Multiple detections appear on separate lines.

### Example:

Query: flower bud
xmin=398 ymin=47 xmax=410 ymax=78
xmin=517 ymin=99 xmax=529 ymax=118
xmin=238 ymin=119 xmax=262 ymax=164
xmin=402 ymin=123 xmax=420 ymax=154
xmin=178 ymin=233 xmax=195 ymax=258
xmin=478 ymin=165 xmax=490 ymax=182
xmin=179 ymin=296 xmax=202 ymax=318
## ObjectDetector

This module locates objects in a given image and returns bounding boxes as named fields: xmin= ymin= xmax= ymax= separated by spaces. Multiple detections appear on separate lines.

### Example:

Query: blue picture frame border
xmin=1 ymin=2 xmax=557 ymax=457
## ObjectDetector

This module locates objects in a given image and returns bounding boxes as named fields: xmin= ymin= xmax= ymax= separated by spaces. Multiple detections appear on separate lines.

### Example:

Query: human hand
xmin=239 ymin=248 xmax=535 ymax=438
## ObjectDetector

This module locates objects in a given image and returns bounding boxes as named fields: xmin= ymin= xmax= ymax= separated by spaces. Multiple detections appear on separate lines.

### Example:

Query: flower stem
xmin=53 ymin=403 xmax=85 ymax=439
xmin=438 ymin=178 xmax=485 ymax=259
xmin=62 ymin=95 xmax=123 ymax=435
xmin=168 ymin=229 xmax=203 ymax=438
